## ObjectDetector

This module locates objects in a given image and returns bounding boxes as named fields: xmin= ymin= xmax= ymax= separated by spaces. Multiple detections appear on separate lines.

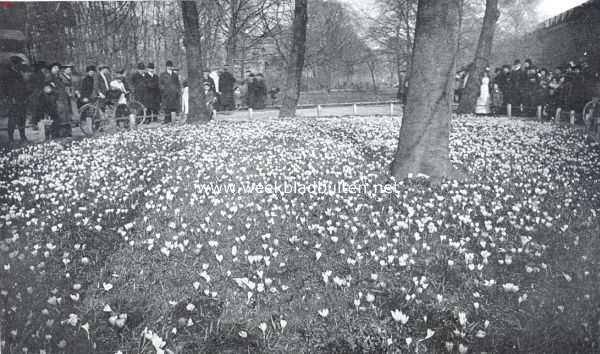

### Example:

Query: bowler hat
xmin=98 ymin=64 xmax=109 ymax=70
xmin=166 ymin=60 xmax=174 ymax=67
xmin=61 ymin=63 xmax=75 ymax=69
xmin=85 ymin=65 xmax=96 ymax=72
xmin=137 ymin=62 xmax=145 ymax=70
xmin=147 ymin=62 xmax=155 ymax=69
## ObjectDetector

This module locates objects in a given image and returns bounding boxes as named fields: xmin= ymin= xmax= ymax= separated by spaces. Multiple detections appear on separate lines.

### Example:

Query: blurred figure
xmin=202 ymin=69 xmax=216 ymax=93
xmin=130 ymin=62 xmax=146 ymax=104
xmin=219 ymin=65 xmax=235 ymax=111
xmin=159 ymin=60 xmax=181 ymax=123
xmin=4 ymin=57 xmax=32 ymax=144
xmin=252 ymin=73 xmax=267 ymax=110
xmin=78 ymin=65 xmax=96 ymax=108
xmin=144 ymin=63 xmax=161 ymax=120
xmin=95 ymin=64 xmax=111 ymax=100
xmin=475 ymin=70 xmax=491 ymax=115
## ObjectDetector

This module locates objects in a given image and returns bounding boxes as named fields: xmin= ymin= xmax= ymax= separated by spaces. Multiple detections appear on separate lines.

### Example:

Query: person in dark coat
xmin=33 ymin=79 xmax=60 ymax=139
xmin=253 ymin=73 xmax=267 ymax=110
xmin=78 ymin=65 xmax=96 ymax=108
xmin=144 ymin=63 xmax=161 ymax=120
xmin=510 ymin=60 xmax=526 ymax=114
xmin=218 ymin=66 xmax=236 ymax=111
xmin=567 ymin=66 xmax=587 ymax=113
xmin=4 ymin=58 xmax=32 ymax=143
xmin=159 ymin=60 xmax=181 ymax=123
xmin=246 ymin=73 xmax=256 ymax=109
xmin=396 ymin=71 xmax=407 ymax=104
xmin=130 ymin=62 xmax=146 ymax=104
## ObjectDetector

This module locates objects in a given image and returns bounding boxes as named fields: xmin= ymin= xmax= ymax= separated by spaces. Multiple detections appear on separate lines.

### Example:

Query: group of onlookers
xmin=456 ymin=58 xmax=600 ymax=118
xmin=1 ymin=56 xmax=276 ymax=144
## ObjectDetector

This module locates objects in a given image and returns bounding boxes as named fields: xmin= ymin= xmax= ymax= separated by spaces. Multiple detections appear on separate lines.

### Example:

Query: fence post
xmin=536 ymin=105 xmax=542 ymax=121
xmin=171 ymin=111 xmax=176 ymax=124
xmin=390 ymin=103 xmax=394 ymax=116
xmin=37 ymin=121 xmax=46 ymax=142
xmin=353 ymin=104 xmax=357 ymax=114
xmin=212 ymin=110 xmax=217 ymax=119
xmin=570 ymin=110 xmax=575 ymax=125
xmin=129 ymin=114 xmax=136 ymax=130
xmin=555 ymin=108 xmax=561 ymax=123
xmin=248 ymin=108 xmax=253 ymax=119
xmin=507 ymin=104 xmax=512 ymax=118
xmin=317 ymin=105 xmax=322 ymax=117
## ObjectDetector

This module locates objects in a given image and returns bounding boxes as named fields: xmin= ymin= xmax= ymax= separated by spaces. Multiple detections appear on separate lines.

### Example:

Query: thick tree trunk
xmin=279 ymin=0 xmax=308 ymax=118
xmin=180 ymin=0 xmax=210 ymax=122
xmin=390 ymin=0 xmax=462 ymax=181
xmin=457 ymin=0 xmax=500 ymax=114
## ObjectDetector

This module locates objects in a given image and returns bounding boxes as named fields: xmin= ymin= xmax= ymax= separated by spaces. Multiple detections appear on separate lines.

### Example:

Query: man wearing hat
xmin=78 ymin=65 xmax=96 ymax=107
xmin=4 ymin=58 xmax=33 ymax=144
xmin=144 ymin=62 xmax=160 ymax=120
xmin=159 ymin=60 xmax=180 ymax=123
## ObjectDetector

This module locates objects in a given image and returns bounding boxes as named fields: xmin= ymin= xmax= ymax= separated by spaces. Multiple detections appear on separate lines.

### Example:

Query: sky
xmin=537 ymin=0 xmax=589 ymax=19
xmin=339 ymin=0 xmax=591 ymax=21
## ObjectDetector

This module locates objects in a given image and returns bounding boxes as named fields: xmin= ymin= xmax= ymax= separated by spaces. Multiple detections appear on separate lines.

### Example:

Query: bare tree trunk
xmin=390 ymin=0 xmax=463 ymax=181
xmin=279 ymin=0 xmax=308 ymax=117
xmin=181 ymin=0 xmax=210 ymax=122
xmin=457 ymin=0 xmax=500 ymax=114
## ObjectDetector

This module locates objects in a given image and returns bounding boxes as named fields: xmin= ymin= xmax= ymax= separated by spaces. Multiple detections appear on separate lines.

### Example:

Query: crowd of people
xmin=1 ymin=56 xmax=275 ymax=144
xmin=455 ymin=58 xmax=600 ymax=118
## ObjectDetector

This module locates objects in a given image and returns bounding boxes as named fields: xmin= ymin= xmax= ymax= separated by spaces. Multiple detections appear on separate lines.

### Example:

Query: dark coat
xmin=130 ymin=72 xmax=146 ymax=102
xmin=159 ymin=71 xmax=181 ymax=111
xmin=143 ymin=73 xmax=161 ymax=111
xmin=252 ymin=79 xmax=267 ymax=109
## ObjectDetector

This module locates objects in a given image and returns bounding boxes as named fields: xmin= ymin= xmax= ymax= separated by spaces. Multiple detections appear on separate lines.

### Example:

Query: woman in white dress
xmin=475 ymin=71 xmax=491 ymax=115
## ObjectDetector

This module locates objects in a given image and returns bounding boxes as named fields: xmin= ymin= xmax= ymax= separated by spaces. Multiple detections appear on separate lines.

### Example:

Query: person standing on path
xmin=144 ymin=63 xmax=161 ymax=120
xmin=4 ymin=57 xmax=32 ymax=144
xmin=219 ymin=66 xmax=236 ymax=111
xmin=159 ymin=60 xmax=181 ymax=123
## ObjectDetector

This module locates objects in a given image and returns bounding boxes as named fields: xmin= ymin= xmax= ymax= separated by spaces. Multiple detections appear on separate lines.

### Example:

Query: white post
xmin=570 ymin=110 xmax=575 ymax=125
xmin=248 ymin=108 xmax=253 ymax=119
xmin=390 ymin=103 xmax=394 ymax=116
xmin=555 ymin=108 xmax=561 ymax=123
xmin=507 ymin=104 xmax=512 ymax=118
xmin=171 ymin=111 xmax=176 ymax=124
xmin=536 ymin=105 xmax=542 ymax=121
xmin=212 ymin=109 xmax=217 ymax=119
xmin=129 ymin=114 xmax=136 ymax=130
xmin=37 ymin=121 xmax=46 ymax=141
xmin=353 ymin=104 xmax=357 ymax=114
xmin=317 ymin=105 xmax=322 ymax=117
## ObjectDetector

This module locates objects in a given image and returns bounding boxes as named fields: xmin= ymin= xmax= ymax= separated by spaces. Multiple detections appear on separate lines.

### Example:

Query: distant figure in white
xmin=181 ymin=80 xmax=189 ymax=116
xmin=475 ymin=70 xmax=491 ymax=115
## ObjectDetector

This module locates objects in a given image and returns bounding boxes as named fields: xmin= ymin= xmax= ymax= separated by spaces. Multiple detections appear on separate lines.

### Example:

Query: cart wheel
xmin=128 ymin=100 xmax=147 ymax=125
xmin=79 ymin=104 xmax=103 ymax=136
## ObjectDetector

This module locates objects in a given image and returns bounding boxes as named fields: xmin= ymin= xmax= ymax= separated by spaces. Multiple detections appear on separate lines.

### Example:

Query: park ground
xmin=1 ymin=113 xmax=600 ymax=353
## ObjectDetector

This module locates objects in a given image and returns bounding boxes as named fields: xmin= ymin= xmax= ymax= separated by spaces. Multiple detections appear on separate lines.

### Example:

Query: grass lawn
xmin=1 ymin=116 xmax=599 ymax=354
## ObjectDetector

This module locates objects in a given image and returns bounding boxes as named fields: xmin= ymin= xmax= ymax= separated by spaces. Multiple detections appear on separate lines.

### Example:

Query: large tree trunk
xmin=279 ymin=0 xmax=308 ymax=118
xmin=180 ymin=0 xmax=210 ymax=122
xmin=457 ymin=0 xmax=500 ymax=114
xmin=390 ymin=0 xmax=462 ymax=181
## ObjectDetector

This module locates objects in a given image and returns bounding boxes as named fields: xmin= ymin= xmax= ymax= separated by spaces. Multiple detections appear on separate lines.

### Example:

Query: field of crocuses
xmin=1 ymin=116 xmax=599 ymax=354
